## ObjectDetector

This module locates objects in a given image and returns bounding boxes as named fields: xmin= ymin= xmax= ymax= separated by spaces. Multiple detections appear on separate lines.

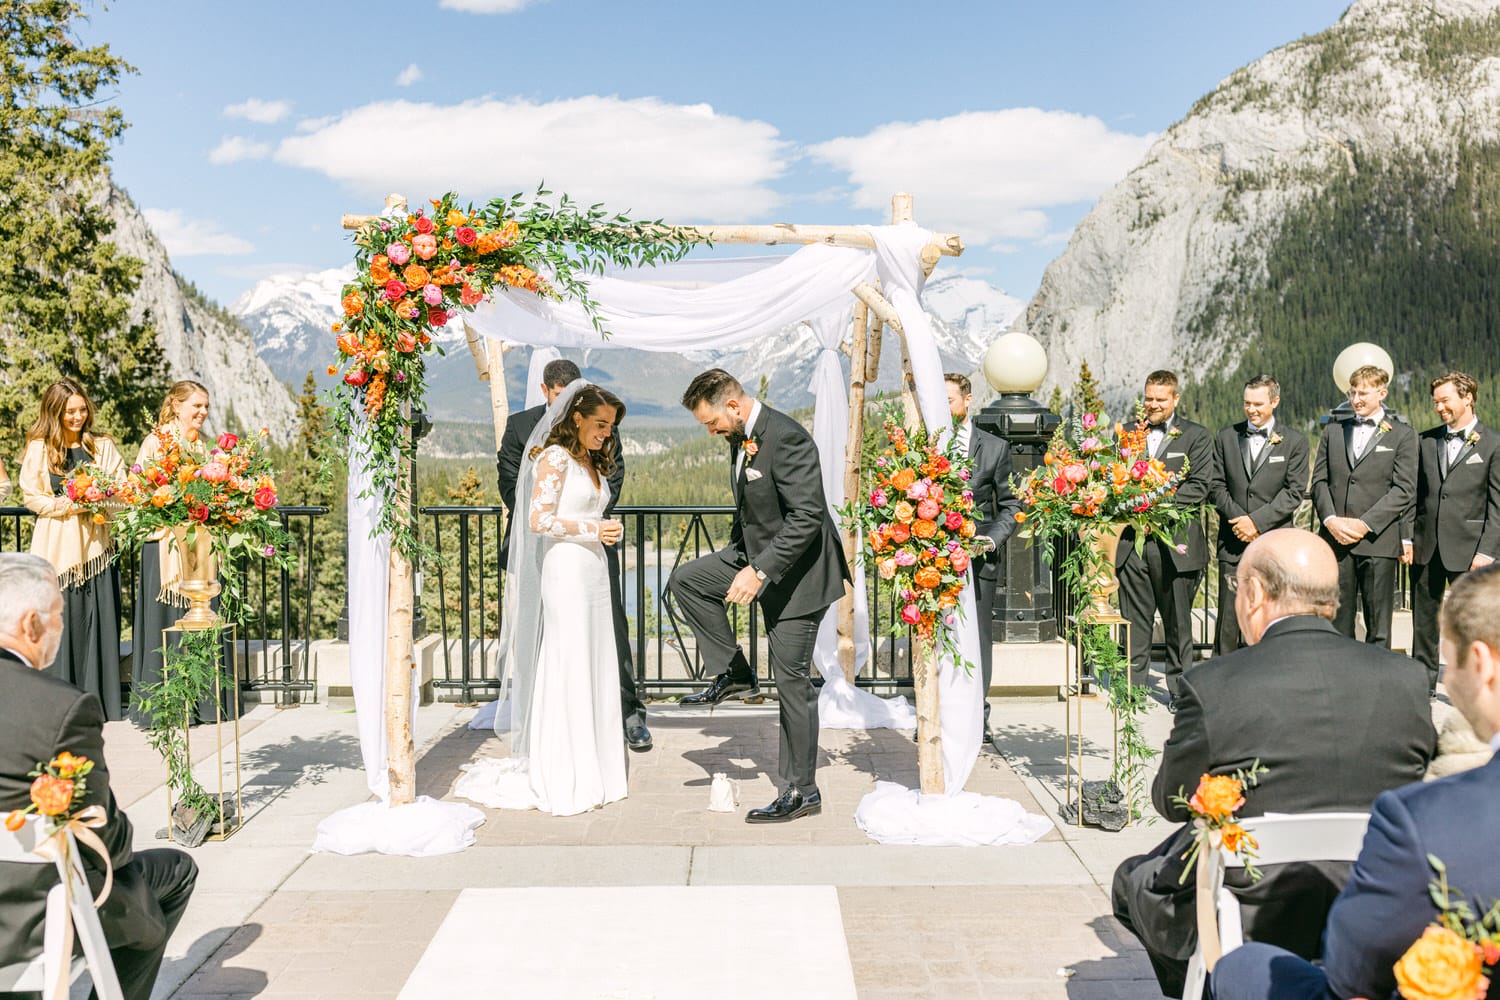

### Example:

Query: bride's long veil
xmin=494 ymin=377 xmax=590 ymax=752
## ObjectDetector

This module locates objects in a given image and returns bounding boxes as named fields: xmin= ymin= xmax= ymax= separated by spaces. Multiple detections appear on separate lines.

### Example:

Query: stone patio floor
xmin=87 ymin=681 xmax=1181 ymax=999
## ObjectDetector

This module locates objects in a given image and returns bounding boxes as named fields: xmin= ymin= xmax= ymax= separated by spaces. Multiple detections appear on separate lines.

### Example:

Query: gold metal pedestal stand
xmin=1063 ymin=612 xmax=1131 ymax=827
xmin=162 ymin=624 xmax=243 ymax=842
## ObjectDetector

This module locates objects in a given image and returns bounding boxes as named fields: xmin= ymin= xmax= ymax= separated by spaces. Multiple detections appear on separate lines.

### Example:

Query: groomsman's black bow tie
xmin=1353 ymin=417 xmax=1376 ymax=427
xmin=1148 ymin=422 xmax=1168 ymax=433
xmin=1245 ymin=426 xmax=1268 ymax=438
xmin=1447 ymin=430 xmax=1467 ymax=441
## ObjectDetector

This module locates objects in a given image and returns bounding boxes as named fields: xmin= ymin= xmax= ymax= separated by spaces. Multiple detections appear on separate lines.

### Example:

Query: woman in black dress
xmin=19 ymin=380 xmax=127 ymax=718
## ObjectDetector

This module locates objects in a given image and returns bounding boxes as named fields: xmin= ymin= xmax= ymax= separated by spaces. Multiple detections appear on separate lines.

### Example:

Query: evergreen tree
xmin=1073 ymin=361 xmax=1107 ymax=417
xmin=0 ymin=0 xmax=166 ymax=462
xmin=296 ymin=372 xmax=327 ymax=462
xmin=1046 ymin=385 xmax=1065 ymax=415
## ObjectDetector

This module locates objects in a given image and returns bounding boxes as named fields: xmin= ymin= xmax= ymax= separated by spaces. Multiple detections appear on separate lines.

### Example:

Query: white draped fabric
xmin=311 ymin=435 xmax=484 ymax=856
xmin=523 ymin=346 xmax=562 ymax=408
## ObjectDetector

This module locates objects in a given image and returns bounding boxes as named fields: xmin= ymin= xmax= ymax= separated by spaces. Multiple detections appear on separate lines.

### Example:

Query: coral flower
xmin=1393 ymin=926 xmax=1487 ymax=1000
xmin=916 ymin=498 xmax=940 ymax=521
xmin=403 ymin=264 xmax=431 ymax=291
xmin=455 ymin=225 xmax=478 ymax=246
xmin=1188 ymin=774 xmax=1245 ymax=821
xmin=889 ymin=522 xmax=911 ymax=544
xmin=341 ymin=292 xmax=364 ymax=317
xmin=412 ymin=233 xmax=438 ymax=261
xmin=29 ymin=774 xmax=74 ymax=816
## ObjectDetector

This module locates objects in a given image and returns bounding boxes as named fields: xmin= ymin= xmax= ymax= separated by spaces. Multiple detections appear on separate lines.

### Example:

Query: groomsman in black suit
xmin=671 ymin=370 xmax=850 ymax=823
xmin=1208 ymin=375 xmax=1309 ymax=655
xmin=0 ymin=554 xmax=198 ymax=1000
xmin=1310 ymin=364 xmax=1418 ymax=648
xmin=945 ymin=373 xmax=1021 ymax=743
xmin=497 ymin=357 xmax=651 ymax=752
xmin=1115 ymin=370 xmax=1214 ymax=703
xmin=1404 ymin=371 xmax=1500 ymax=694
xmin=1211 ymin=561 xmax=1500 ymax=1000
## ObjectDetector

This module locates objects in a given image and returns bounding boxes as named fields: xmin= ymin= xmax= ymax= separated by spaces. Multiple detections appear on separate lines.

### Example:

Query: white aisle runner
xmin=399 ymin=885 xmax=858 ymax=999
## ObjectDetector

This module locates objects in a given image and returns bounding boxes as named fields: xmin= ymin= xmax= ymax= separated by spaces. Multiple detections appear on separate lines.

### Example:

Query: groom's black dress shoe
xmin=626 ymin=724 xmax=653 ymax=752
xmin=680 ymin=673 xmax=760 ymax=706
xmin=745 ymin=787 xmax=821 ymax=824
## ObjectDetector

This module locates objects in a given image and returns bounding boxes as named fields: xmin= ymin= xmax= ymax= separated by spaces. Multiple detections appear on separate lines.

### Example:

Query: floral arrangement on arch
xmin=1390 ymin=856 xmax=1500 ymax=1000
xmin=329 ymin=188 xmax=698 ymax=554
xmin=67 ymin=427 xmax=293 ymax=568
xmin=840 ymin=415 xmax=991 ymax=665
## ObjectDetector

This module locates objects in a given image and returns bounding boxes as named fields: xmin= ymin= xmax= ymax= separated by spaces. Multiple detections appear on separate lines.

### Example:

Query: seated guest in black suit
xmin=1311 ymin=364 xmax=1418 ymax=648
xmin=1213 ymin=562 xmax=1500 ymax=1000
xmin=1208 ymin=374 xmax=1309 ymax=655
xmin=1112 ymin=530 xmax=1434 ymax=998
xmin=1404 ymin=371 xmax=1500 ymax=695
xmin=0 ymin=553 xmax=197 ymax=1000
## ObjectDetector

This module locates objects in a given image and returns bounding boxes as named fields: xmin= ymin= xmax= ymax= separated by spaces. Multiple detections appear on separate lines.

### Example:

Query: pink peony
xmin=906 ymin=480 xmax=930 ymax=500
xmin=900 ymin=604 xmax=921 ymax=625
xmin=870 ymin=488 xmax=888 ymax=507
xmin=894 ymin=550 xmax=918 ymax=567
xmin=412 ymin=233 xmax=438 ymax=261
xmin=422 ymin=283 xmax=443 ymax=305
xmin=1080 ymin=436 xmax=1101 ymax=453
xmin=83 ymin=486 xmax=103 ymax=503
xmin=386 ymin=242 xmax=411 ymax=266
xmin=1062 ymin=463 xmax=1089 ymax=483
xmin=199 ymin=461 xmax=230 ymax=483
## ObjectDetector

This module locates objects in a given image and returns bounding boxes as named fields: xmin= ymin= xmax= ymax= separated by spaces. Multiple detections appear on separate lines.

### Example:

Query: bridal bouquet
xmin=1391 ymin=857 xmax=1500 ymax=1000
xmin=841 ymin=415 xmax=992 ymax=664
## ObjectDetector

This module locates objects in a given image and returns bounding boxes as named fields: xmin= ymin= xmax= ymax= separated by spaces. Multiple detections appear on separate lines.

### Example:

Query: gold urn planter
xmin=1079 ymin=524 xmax=1125 ymax=621
xmin=170 ymin=524 xmax=221 ymax=630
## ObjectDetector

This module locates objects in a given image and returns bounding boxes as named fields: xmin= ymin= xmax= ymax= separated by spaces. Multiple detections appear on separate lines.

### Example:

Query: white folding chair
xmin=0 ymin=814 xmax=124 ymax=1000
xmin=1181 ymin=811 xmax=1370 ymax=1000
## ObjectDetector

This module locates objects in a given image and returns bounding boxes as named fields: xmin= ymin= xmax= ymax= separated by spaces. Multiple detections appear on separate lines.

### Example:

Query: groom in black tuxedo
xmin=671 ymin=369 xmax=850 ymax=823
xmin=0 ymin=553 xmax=198 ymax=1000
xmin=1405 ymin=370 xmax=1500 ymax=693
xmin=1208 ymin=374 xmax=1308 ymax=655
xmin=497 ymin=357 xmax=651 ymax=752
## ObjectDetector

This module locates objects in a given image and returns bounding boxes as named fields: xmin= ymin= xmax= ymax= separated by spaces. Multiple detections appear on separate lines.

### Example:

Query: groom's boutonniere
xmin=1378 ymin=419 xmax=1393 ymax=434
xmin=1468 ymin=430 xmax=1482 ymax=446
xmin=1269 ymin=432 xmax=1283 ymax=446
xmin=741 ymin=437 xmax=759 ymax=458
xmin=1167 ymin=426 xmax=1182 ymax=440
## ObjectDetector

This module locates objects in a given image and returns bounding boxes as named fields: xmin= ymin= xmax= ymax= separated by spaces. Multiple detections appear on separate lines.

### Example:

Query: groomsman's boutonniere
xmin=1468 ymin=430 xmax=1482 ymax=446
xmin=1378 ymin=419 xmax=1393 ymax=434
xmin=1268 ymin=432 xmax=1283 ymax=446
xmin=741 ymin=437 xmax=759 ymax=458
xmin=1167 ymin=426 xmax=1182 ymax=440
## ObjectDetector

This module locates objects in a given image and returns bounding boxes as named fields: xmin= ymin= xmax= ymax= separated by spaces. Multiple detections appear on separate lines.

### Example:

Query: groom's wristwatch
xmin=750 ymin=564 xmax=767 ymax=582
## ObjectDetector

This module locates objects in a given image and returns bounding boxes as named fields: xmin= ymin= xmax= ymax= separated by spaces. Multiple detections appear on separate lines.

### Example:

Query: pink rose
xmin=384 ymin=279 xmax=407 ymax=301
xmin=944 ymin=511 xmax=964 ymax=531
xmin=900 ymin=603 xmax=921 ymax=625
xmin=455 ymin=226 xmax=478 ymax=246
xmin=413 ymin=233 xmax=438 ymax=261
xmin=422 ymin=283 xmax=443 ymax=305
xmin=917 ymin=498 xmax=940 ymax=521
xmin=950 ymin=550 xmax=970 ymax=574
xmin=894 ymin=550 xmax=917 ymax=567
xmin=427 ymin=308 xmax=448 ymax=327
xmin=959 ymin=469 xmax=971 ymax=481
xmin=83 ymin=486 xmax=103 ymax=503
xmin=386 ymin=242 xmax=411 ymax=266
xmin=1130 ymin=460 xmax=1149 ymax=481
xmin=906 ymin=480 xmax=930 ymax=500
xmin=870 ymin=488 xmax=888 ymax=508
xmin=414 ymin=215 xmax=434 ymax=235
xmin=1082 ymin=413 xmax=1098 ymax=430
xmin=253 ymin=487 xmax=277 ymax=511
xmin=217 ymin=432 xmax=239 ymax=451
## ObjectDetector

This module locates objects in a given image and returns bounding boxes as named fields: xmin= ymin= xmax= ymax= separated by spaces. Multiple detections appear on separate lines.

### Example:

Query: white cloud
xmin=808 ymin=108 xmax=1155 ymax=246
xmin=439 ymin=0 xmax=540 ymax=11
xmin=274 ymin=96 xmax=788 ymax=219
xmin=222 ymin=98 xmax=292 ymax=124
xmin=142 ymin=209 xmax=255 ymax=257
xmin=395 ymin=63 xmax=423 ymax=87
xmin=208 ymin=136 xmax=271 ymax=164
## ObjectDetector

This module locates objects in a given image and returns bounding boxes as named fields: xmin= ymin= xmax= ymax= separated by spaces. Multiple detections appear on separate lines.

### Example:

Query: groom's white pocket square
xmin=1376 ymin=445 xmax=1392 ymax=453
xmin=745 ymin=468 xmax=764 ymax=481
xmin=1467 ymin=454 xmax=1484 ymax=465
xmin=1268 ymin=456 xmax=1286 ymax=463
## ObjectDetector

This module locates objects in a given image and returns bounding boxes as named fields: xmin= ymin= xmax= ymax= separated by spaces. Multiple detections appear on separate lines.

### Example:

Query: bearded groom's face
xmin=692 ymin=400 xmax=747 ymax=438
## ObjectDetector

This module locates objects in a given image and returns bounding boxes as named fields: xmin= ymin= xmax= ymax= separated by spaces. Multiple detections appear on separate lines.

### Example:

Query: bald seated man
xmin=1112 ymin=529 xmax=1435 ymax=997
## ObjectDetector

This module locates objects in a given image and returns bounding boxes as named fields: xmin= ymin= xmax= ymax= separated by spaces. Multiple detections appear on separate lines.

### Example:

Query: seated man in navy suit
xmin=1211 ymin=562 xmax=1500 ymax=1000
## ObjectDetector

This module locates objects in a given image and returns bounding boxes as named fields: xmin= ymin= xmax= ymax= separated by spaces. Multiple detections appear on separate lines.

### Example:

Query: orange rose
xmin=369 ymin=255 xmax=393 ymax=283
xmin=151 ymin=486 xmax=173 ymax=507
xmin=912 ymin=518 xmax=937 ymax=539
xmin=914 ymin=567 xmax=942 ymax=590
xmin=891 ymin=468 xmax=916 ymax=490
xmin=1218 ymin=823 xmax=1256 ymax=855
xmin=29 ymin=774 xmax=74 ymax=816
xmin=959 ymin=520 xmax=976 ymax=537
xmin=403 ymin=264 xmax=431 ymax=290
xmin=1188 ymin=774 xmax=1245 ymax=821
xmin=475 ymin=233 xmax=498 ymax=254
xmin=341 ymin=292 xmax=364 ymax=317
xmin=336 ymin=332 xmax=362 ymax=356
xmin=938 ymin=591 xmax=958 ymax=609
xmin=893 ymin=501 xmax=915 ymax=524
xmin=50 ymin=752 xmax=87 ymax=778
xmin=445 ymin=208 xmax=467 ymax=227
xmin=1393 ymin=926 xmax=1487 ymax=1000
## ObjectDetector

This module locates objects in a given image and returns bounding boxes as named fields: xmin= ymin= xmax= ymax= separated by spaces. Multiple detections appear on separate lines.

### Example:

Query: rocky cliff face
xmin=102 ymin=185 xmax=296 ymax=442
xmin=1018 ymin=0 xmax=1500 ymax=416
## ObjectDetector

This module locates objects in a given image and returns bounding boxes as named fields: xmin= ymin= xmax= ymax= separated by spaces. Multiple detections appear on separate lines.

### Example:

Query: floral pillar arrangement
xmin=842 ymin=415 xmax=993 ymax=795
xmin=1016 ymin=407 xmax=1189 ymax=819
xmin=330 ymin=189 xmax=697 ymax=808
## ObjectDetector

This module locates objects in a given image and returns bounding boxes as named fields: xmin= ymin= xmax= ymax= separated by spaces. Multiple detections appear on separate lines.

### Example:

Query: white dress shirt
xmin=1247 ymin=417 xmax=1275 ymax=463
xmin=734 ymin=399 xmax=763 ymax=480
xmin=1350 ymin=408 xmax=1385 ymax=460
xmin=1445 ymin=419 xmax=1478 ymax=468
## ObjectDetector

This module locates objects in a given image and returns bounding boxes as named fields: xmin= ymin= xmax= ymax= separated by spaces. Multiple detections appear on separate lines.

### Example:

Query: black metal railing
xmin=420 ymin=504 xmax=506 ymax=702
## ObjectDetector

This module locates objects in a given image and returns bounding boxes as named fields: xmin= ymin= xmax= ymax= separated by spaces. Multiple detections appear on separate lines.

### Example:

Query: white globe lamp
xmin=983 ymin=332 xmax=1049 ymax=395
xmin=1332 ymin=343 xmax=1394 ymax=393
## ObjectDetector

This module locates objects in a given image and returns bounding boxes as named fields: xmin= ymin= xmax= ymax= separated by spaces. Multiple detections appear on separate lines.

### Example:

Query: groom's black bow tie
xmin=1147 ymin=422 xmax=1168 ymax=433
xmin=1447 ymin=429 xmax=1467 ymax=442
xmin=1245 ymin=426 xmax=1268 ymax=438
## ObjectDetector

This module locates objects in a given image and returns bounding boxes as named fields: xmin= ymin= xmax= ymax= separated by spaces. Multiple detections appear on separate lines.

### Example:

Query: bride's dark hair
xmin=540 ymin=384 xmax=625 ymax=478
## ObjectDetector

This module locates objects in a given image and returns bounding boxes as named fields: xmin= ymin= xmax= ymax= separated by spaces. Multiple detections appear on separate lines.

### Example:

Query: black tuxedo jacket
xmin=1319 ymin=754 xmax=1500 ymax=1000
xmin=1311 ymin=411 xmax=1417 ymax=558
xmin=1410 ymin=421 xmax=1500 ymax=572
xmin=1208 ymin=422 xmax=1309 ymax=563
xmin=497 ymin=403 xmax=625 ymax=564
xmin=968 ymin=425 xmax=1021 ymax=581
xmin=731 ymin=406 xmax=850 ymax=620
xmin=1116 ymin=415 xmax=1214 ymax=572
xmin=0 ymin=648 xmax=165 ymax=965
xmin=1124 ymin=616 xmax=1434 ymax=963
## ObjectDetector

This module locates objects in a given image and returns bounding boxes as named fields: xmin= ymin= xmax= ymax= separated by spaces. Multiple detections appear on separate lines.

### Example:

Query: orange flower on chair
xmin=1188 ymin=774 xmax=1246 ymax=822
xmin=1394 ymin=925 xmax=1487 ymax=1000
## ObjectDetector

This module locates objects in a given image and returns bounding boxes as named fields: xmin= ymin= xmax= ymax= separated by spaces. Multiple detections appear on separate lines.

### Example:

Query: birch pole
xmin=385 ymin=403 xmax=417 ymax=807
xmin=837 ymin=300 xmax=872 ymax=682
xmin=850 ymin=279 xmax=943 ymax=796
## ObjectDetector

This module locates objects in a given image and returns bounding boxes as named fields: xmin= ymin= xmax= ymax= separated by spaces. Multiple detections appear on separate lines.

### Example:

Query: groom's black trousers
xmin=604 ymin=542 xmax=647 ymax=729
xmin=670 ymin=548 xmax=823 ymax=794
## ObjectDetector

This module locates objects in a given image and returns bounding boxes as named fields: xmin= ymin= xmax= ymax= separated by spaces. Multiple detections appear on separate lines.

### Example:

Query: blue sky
xmin=85 ymin=0 xmax=1352 ymax=307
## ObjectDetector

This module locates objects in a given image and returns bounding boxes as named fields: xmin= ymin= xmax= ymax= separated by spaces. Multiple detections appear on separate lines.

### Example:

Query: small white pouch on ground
xmin=708 ymin=772 xmax=739 ymax=812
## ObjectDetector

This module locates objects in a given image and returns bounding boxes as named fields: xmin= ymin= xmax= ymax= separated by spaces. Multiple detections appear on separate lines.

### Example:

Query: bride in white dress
xmin=455 ymin=381 xmax=629 ymax=816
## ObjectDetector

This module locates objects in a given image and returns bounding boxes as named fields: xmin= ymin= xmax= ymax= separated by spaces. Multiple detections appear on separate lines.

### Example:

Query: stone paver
xmin=75 ymin=687 xmax=1176 ymax=999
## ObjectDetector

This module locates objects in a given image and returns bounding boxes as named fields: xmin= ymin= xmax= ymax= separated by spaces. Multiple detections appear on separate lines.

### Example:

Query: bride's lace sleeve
xmin=529 ymin=446 xmax=600 ymax=540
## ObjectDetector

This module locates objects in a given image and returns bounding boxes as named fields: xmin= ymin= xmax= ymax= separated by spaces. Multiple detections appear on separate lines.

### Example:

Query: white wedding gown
xmin=455 ymin=446 xmax=627 ymax=816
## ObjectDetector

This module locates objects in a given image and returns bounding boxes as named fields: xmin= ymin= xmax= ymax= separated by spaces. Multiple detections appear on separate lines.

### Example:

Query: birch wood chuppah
xmin=318 ymin=191 xmax=1051 ymax=853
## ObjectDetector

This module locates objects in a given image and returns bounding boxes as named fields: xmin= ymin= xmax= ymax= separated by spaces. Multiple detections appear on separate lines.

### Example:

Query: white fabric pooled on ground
xmin=311 ymin=796 xmax=485 ymax=857
xmin=854 ymin=780 xmax=1052 ymax=847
